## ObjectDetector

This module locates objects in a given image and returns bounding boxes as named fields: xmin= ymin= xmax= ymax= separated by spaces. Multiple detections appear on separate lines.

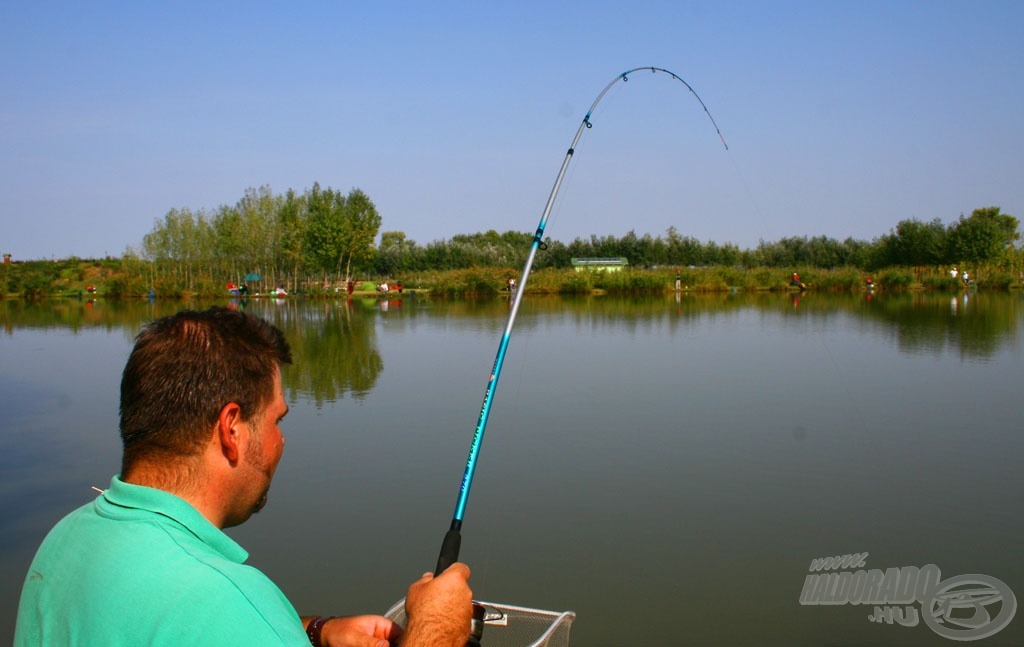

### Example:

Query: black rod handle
xmin=435 ymin=527 xmax=462 ymax=576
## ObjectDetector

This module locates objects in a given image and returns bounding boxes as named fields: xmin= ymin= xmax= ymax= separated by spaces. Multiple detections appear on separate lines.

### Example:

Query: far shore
xmin=4 ymin=260 xmax=1022 ymax=300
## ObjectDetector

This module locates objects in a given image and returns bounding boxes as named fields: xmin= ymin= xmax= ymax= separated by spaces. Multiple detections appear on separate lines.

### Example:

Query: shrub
xmin=879 ymin=270 xmax=914 ymax=289
xmin=922 ymin=275 xmax=961 ymax=292
xmin=559 ymin=270 xmax=593 ymax=295
xmin=593 ymin=270 xmax=663 ymax=293
xmin=428 ymin=268 xmax=504 ymax=297
xmin=980 ymin=271 xmax=1015 ymax=290
xmin=814 ymin=268 xmax=866 ymax=292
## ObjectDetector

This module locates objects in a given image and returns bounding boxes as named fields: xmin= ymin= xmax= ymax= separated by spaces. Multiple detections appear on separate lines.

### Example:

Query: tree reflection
xmin=250 ymin=300 xmax=383 ymax=406
xmin=0 ymin=297 xmax=385 ymax=405
xmin=0 ymin=297 xmax=167 ymax=334
xmin=2 ymin=292 xmax=1020 ymax=375
xmin=858 ymin=292 xmax=1022 ymax=359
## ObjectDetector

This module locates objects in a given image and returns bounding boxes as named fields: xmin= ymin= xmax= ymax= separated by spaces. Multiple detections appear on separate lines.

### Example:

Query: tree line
xmin=135 ymin=184 xmax=380 ymax=292
xmin=382 ymin=208 xmax=1020 ymax=277
xmin=133 ymin=184 xmax=1020 ymax=289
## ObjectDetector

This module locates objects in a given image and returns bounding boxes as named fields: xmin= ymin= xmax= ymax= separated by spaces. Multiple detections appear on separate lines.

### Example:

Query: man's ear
xmin=217 ymin=402 xmax=244 ymax=463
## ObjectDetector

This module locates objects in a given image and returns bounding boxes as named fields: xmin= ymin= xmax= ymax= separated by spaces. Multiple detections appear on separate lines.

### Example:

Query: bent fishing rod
xmin=434 ymin=67 xmax=729 ymax=575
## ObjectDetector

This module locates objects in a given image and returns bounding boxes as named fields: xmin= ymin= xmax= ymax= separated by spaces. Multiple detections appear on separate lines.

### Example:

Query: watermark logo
xmin=799 ymin=552 xmax=1016 ymax=641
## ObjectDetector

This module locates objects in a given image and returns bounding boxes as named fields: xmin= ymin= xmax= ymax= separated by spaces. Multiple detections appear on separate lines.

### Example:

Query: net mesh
xmin=385 ymin=599 xmax=575 ymax=647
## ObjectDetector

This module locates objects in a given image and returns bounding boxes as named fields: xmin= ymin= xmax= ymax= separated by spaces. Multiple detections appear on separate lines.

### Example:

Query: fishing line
xmin=721 ymin=141 xmax=774 ymax=257
xmin=434 ymin=67 xmax=729 ymax=575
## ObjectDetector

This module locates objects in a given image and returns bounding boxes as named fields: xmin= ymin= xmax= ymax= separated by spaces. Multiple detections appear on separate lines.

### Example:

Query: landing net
xmin=385 ymin=599 xmax=575 ymax=647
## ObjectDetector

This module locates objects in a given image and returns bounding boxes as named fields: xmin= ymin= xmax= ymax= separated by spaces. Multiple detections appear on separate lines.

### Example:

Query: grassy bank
xmin=405 ymin=265 xmax=1023 ymax=297
xmin=3 ymin=259 xmax=1022 ymax=299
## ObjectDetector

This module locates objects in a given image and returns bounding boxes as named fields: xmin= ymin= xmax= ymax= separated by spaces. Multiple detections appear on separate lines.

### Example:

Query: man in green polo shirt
xmin=15 ymin=307 xmax=473 ymax=647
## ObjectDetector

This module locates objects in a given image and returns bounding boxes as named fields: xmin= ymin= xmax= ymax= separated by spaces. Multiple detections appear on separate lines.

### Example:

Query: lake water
xmin=2 ymin=291 xmax=1022 ymax=646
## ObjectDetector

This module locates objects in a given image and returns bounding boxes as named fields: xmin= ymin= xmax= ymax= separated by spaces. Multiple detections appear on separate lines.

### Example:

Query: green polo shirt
xmin=15 ymin=476 xmax=309 ymax=646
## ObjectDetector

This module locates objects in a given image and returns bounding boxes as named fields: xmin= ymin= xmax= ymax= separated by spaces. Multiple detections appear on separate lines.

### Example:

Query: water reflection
xmin=0 ymin=297 xmax=388 ymax=405
xmin=270 ymin=300 xmax=383 ymax=405
xmin=3 ymin=291 xmax=1021 ymax=371
xmin=855 ymin=292 xmax=1023 ymax=359
xmin=2 ymin=292 xmax=1022 ymax=646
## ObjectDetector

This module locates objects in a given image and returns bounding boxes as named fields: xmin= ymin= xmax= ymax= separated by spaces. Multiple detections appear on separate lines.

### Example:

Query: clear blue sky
xmin=2 ymin=1 xmax=1022 ymax=260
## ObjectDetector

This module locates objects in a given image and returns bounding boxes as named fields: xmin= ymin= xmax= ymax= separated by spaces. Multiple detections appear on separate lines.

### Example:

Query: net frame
xmin=384 ymin=599 xmax=575 ymax=647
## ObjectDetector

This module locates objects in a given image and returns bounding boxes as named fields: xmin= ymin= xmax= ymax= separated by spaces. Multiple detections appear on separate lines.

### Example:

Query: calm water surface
xmin=2 ymin=291 xmax=1022 ymax=646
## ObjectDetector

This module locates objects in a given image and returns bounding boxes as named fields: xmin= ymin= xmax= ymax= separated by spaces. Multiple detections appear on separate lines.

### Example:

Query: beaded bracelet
xmin=306 ymin=616 xmax=334 ymax=647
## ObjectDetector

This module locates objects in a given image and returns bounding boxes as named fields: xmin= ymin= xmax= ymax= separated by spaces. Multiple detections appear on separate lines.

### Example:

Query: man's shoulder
xmin=17 ymin=500 xmax=307 ymax=645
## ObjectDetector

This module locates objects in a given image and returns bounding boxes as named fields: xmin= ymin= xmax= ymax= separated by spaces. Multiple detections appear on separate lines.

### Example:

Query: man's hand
xmin=320 ymin=615 xmax=402 ymax=647
xmin=401 ymin=563 xmax=473 ymax=647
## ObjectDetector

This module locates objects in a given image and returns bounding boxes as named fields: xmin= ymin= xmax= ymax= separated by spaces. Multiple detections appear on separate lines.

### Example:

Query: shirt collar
xmin=99 ymin=475 xmax=249 ymax=564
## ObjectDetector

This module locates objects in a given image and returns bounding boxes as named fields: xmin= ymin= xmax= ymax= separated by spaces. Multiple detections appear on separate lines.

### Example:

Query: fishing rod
xmin=435 ymin=66 xmax=729 ymax=575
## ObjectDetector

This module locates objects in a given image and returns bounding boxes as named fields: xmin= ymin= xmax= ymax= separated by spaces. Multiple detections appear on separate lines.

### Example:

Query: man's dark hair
xmin=119 ymin=307 xmax=292 ymax=473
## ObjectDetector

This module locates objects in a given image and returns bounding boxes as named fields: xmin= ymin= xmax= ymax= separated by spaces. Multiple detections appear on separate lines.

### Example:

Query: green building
xmin=570 ymin=257 xmax=629 ymax=273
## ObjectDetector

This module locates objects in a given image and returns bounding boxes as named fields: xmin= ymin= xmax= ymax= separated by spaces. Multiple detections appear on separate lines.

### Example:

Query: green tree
xmin=841 ymin=237 xmax=873 ymax=268
xmin=303 ymin=185 xmax=380 ymax=281
xmin=946 ymin=207 xmax=1020 ymax=275
xmin=276 ymin=189 xmax=307 ymax=290
xmin=304 ymin=183 xmax=347 ymax=280
xmin=377 ymin=231 xmax=414 ymax=276
xmin=538 ymin=238 xmax=570 ymax=269
xmin=879 ymin=218 xmax=946 ymax=276
xmin=144 ymin=207 xmax=209 ymax=289
xmin=339 ymin=189 xmax=382 ymax=278
xmin=235 ymin=185 xmax=279 ymax=282
xmin=665 ymin=227 xmax=704 ymax=266
xmin=213 ymin=205 xmax=246 ymax=280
